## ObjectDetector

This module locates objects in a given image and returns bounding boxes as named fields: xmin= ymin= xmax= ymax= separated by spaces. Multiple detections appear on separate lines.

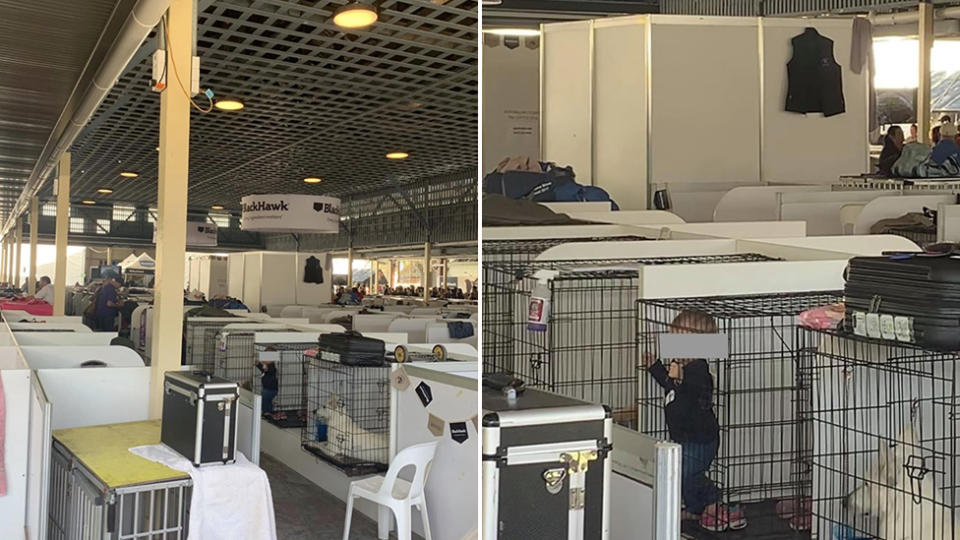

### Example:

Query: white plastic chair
xmin=342 ymin=441 xmax=438 ymax=540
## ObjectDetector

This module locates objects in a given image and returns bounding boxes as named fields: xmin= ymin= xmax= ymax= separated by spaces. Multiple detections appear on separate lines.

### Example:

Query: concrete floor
xmin=261 ymin=453 xmax=417 ymax=540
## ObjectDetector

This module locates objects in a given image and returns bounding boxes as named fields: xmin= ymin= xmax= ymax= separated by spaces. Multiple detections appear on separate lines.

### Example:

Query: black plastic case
xmin=845 ymin=254 xmax=960 ymax=350
xmin=318 ymin=332 xmax=386 ymax=366
xmin=161 ymin=371 xmax=239 ymax=466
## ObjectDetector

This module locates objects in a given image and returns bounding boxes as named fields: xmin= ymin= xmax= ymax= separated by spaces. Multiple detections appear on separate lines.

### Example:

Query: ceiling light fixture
xmin=97 ymin=188 xmax=113 ymax=194
xmin=333 ymin=2 xmax=378 ymax=29
xmin=120 ymin=171 xmax=139 ymax=178
xmin=303 ymin=177 xmax=323 ymax=184
xmin=214 ymin=98 xmax=244 ymax=111
xmin=82 ymin=200 xmax=96 ymax=205
xmin=386 ymin=151 xmax=409 ymax=160
xmin=211 ymin=205 xmax=225 ymax=211
xmin=482 ymin=28 xmax=541 ymax=37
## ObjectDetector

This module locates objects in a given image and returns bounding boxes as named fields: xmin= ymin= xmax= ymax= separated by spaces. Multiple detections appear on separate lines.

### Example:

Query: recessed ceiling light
xmin=211 ymin=205 xmax=225 ymax=211
xmin=386 ymin=152 xmax=409 ymax=160
xmin=120 ymin=171 xmax=138 ymax=178
xmin=333 ymin=2 xmax=378 ymax=29
xmin=482 ymin=28 xmax=541 ymax=37
xmin=82 ymin=200 xmax=96 ymax=205
xmin=215 ymin=99 xmax=244 ymax=111
xmin=97 ymin=188 xmax=113 ymax=194
xmin=303 ymin=177 xmax=323 ymax=184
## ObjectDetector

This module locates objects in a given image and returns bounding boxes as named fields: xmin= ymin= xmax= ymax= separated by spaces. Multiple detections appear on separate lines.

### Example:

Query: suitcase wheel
xmin=394 ymin=344 xmax=408 ymax=363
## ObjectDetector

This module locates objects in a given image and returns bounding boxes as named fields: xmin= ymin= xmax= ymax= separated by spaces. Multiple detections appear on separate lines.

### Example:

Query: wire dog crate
xmin=799 ymin=330 xmax=960 ymax=540
xmin=48 ymin=424 xmax=192 ymax=540
xmin=482 ymin=253 xmax=784 ymax=428
xmin=637 ymin=292 xmax=840 ymax=537
xmin=251 ymin=340 xmax=315 ymax=428
xmin=212 ymin=327 xmax=294 ymax=389
xmin=302 ymin=353 xmax=391 ymax=476
xmin=183 ymin=318 xmax=238 ymax=371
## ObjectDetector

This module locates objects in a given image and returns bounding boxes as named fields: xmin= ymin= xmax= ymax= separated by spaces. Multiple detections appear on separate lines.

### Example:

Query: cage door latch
xmin=904 ymin=454 xmax=930 ymax=505
xmin=542 ymin=468 xmax=566 ymax=495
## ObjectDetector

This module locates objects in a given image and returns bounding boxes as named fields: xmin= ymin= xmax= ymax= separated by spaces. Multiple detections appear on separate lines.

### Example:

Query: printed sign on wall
xmin=152 ymin=221 xmax=218 ymax=247
xmin=240 ymin=194 xmax=340 ymax=233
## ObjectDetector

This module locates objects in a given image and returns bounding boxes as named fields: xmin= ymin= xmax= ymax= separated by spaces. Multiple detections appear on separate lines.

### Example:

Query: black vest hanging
xmin=785 ymin=28 xmax=845 ymax=117
xmin=303 ymin=256 xmax=324 ymax=284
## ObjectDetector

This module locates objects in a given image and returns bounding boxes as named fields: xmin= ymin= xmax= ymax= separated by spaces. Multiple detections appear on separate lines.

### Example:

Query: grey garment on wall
xmin=851 ymin=17 xmax=878 ymax=131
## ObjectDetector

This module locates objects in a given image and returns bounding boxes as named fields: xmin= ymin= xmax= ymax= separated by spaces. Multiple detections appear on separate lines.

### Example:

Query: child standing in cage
xmin=255 ymin=348 xmax=282 ymax=420
xmin=646 ymin=309 xmax=747 ymax=532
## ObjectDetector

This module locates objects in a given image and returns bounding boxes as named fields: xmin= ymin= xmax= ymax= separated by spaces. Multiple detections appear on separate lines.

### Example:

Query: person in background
xmin=878 ymin=125 xmax=905 ymax=176
xmin=646 ymin=310 xmax=747 ymax=532
xmin=932 ymin=123 xmax=960 ymax=165
xmin=907 ymin=123 xmax=918 ymax=143
xmin=940 ymin=114 xmax=953 ymax=124
xmin=95 ymin=273 xmax=122 ymax=332
xmin=34 ymin=276 xmax=54 ymax=304
xmin=933 ymin=125 xmax=942 ymax=145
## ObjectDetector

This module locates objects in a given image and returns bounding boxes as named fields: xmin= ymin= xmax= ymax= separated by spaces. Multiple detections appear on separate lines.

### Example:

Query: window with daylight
xmin=147 ymin=207 xmax=157 ymax=223
xmin=42 ymin=203 xmax=57 ymax=217
xmin=113 ymin=204 xmax=136 ymax=222
xmin=208 ymin=213 xmax=230 ymax=228
xmin=96 ymin=219 xmax=111 ymax=235
xmin=69 ymin=217 xmax=85 ymax=234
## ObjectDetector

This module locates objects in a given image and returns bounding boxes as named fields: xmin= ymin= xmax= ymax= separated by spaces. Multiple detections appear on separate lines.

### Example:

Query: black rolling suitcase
xmin=481 ymin=388 xmax=612 ymax=540
xmin=844 ymin=253 xmax=960 ymax=350
xmin=318 ymin=331 xmax=386 ymax=366
xmin=161 ymin=371 xmax=239 ymax=466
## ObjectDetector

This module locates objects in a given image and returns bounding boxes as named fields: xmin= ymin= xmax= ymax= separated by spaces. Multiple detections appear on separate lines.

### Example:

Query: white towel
xmin=130 ymin=444 xmax=277 ymax=540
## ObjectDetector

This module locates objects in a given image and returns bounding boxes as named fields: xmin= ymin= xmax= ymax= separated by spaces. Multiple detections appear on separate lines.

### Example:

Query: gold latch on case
xmin=542 ymin=468 xmax=566 ymax=495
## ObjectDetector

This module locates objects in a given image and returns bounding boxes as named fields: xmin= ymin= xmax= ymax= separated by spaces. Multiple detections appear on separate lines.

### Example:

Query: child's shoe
xmin=727 ymin=505 xmax=747 ymax=531
xmin=699 ymin=507 xmax=729 ymax=532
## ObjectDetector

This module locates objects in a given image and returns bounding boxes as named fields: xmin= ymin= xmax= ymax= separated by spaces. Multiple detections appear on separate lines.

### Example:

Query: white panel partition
xmin=761 ymin=18 xmax=870 ymax=183
xmin=14 ymin=332 xmax=117 ymax=346
xmin=20 ymin=346 xmax=145 ymax=370
xmin=853 ymin=194 xmax=955 ymax=235
xmin=26 ymin=375 xmax=51 ymax=540
xmin=237 ymin=388 xmax=262 ymax=465
xmin=38 ymin=367 xmax=151 ymax=430
xmin=712 ymin=185 xmax=824 ymax=222
xmin=650 ymin=16 xmax=761 ymax=186
xmin=593 ymin=16 xmax=648 ymax=210
xmin=0 ymin=369 xmax=31 ymax=540
xmin=541 ymin=20 xmax=594 ymax=181
xmin=8 ymin=322 xmax=92 ymax=333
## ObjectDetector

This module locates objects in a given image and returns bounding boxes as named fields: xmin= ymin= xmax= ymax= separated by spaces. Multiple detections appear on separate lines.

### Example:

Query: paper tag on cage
xmin=427 ymin=413 xmax=444 ymax=437
xmin=879 ymin=314 xmax=896 ymax=341
xmin=258 ymin=350 xmax=280 ymax=363
xmin=320 ymin=350 xmax=340 ymax=363
xmin=894 ymin=316 xmax=914 ymax=343
xmin=391 ymin=367 xmax=411 ymax=391
xmin=219 ymin=333 xmax=228 ymax=352
xmin=853 ymin=312 xmax=867 ymax=336
xmin=866 ymin=313 xmax=882 ymax=339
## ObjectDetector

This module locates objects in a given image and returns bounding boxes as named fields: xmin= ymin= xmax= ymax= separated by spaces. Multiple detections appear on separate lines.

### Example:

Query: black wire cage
xmin=302 ymin=354 xmax=391 ymax=476
xmin=482 ymin=253 xmax=785 ymax=428
xmin=183 ymin=319 xmax=236 ymax=371
xmin=638 ymin=292 xmax=840 ymax=538
xmin=798 ymin=329 xmax=960 ymax=540
xmin=212 ymin=328 xmax=291 ymax=388
xmin=251 ymin=341 xmax=315 ymax=428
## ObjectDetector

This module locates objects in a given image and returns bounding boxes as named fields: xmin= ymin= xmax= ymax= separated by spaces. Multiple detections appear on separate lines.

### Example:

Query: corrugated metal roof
xmin=0 ymin=0 xmax=125 ymax=216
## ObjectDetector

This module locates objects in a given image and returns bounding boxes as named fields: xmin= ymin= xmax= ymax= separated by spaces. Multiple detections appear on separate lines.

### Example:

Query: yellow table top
xmin=53 ymin=420 xmax=190 ymax=489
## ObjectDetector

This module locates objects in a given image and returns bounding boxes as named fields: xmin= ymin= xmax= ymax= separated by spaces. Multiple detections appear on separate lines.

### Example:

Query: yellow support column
xmin=106 ymin=246 xmax=113 ymax=266
xmin=14 ymin=216 xmax=22 ymax=289
xmin=28 ymin=197 xmax=38 ymax=295
xmin=149 ymin=0 xmax=194 ymax=418
xmin=423 ymin=242 xmax=431 ymax=304
xmin=918 ymin=1 xmax=934 ymax=143
xmin=1 ymin=237 xmax=7 ymax=285
xmin=347 ymin=247 xmax=354 ymax=288
xmin=53 ymin=153 xmax=70 ymax=315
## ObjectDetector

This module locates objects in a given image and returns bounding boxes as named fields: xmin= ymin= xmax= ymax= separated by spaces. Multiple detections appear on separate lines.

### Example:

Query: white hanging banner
xmin=153 ymin=221 xmax=218 ymax=247
xmin=240 ymin=194 xmax=340 ymax=233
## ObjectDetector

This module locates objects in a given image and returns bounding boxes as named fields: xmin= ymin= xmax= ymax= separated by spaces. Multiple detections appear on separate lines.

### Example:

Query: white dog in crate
xmin=846 ymin=426 xmax=959 ymax=539
xmin=315 ymin=394 xmax=389 ymax=465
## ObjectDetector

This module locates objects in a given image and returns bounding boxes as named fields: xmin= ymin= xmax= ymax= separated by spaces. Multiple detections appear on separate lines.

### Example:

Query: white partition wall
xmin=593 ymin=17 xmax=648 ymax=211
xmin=540 ymin=14 xmax=871 ymax=212
xmin=761 ymin=18 xmax=870 ymax=183
xmin=649 ymin=16 xmax=761 ymax=186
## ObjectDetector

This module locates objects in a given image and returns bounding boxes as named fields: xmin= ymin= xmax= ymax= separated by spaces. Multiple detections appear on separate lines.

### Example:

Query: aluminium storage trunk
xmin=161 ymin=371 xmax=239 ymax=466
xmin=482 ymin=388 xmax=612 ymax=540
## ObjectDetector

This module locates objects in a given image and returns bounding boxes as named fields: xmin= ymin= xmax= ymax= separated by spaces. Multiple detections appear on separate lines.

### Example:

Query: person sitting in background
xmin=932 ymin=125 xmax=942 ymax=144
xmin=878 ymin=125 xmax=905 ymax=176
xmin=95 ymin=273 xmax=122 ymax=331
xmin=34 ymin=276 xmax=54 ymax=304
xmin=932 ymin=123 xmax=960 ymax=165
xmin=255 ymin=350 xmax=280 ymax=419
xmin=941 ymin=114 xmax=953 ymax=124
xmin=906 ymin=123 xmax=918 ymax=143
xmin=455 ymin=288 xmax=465 ymax=299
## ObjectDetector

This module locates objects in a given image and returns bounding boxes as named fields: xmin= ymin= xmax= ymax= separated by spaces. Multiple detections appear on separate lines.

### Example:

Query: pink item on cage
xmin=797 ymin=303 xmax=845 ymax=329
